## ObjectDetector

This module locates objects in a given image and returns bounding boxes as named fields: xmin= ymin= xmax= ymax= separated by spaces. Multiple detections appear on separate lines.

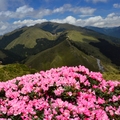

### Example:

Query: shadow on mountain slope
xmin=90 ymin=38 xmax=120 ymax=66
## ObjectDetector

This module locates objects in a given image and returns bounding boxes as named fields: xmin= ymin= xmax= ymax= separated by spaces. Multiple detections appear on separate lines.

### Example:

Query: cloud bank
xmin=0 ymin=1 xmax=120 ymax=35
xmin=85 ymin=0 xmax=108 ymax=3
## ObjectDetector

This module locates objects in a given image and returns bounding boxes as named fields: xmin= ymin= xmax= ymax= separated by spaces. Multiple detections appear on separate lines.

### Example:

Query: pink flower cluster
xmin=0 ymin=65 xmax=120 ymax=120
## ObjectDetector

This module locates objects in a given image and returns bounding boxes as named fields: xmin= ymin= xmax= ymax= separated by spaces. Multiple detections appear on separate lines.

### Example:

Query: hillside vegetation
xmin=5 ymin=27 xmax=58 ymax=49
xmin=0 ymin=63 xmax=37 ymax=81
xmin=25 ymin=40 xmax=99 ymax=71
xmin=0 ymin=49 xmax=22 ymax=64
xmin=0 ymin=22 xmax=120 ymax=81
xmin=0 ymin=65 xmax=120 ymax=120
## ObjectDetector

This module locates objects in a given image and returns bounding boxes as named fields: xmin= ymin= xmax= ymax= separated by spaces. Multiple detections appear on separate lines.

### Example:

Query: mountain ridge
xmin=0 ymin=22 xmax=119 ymax=75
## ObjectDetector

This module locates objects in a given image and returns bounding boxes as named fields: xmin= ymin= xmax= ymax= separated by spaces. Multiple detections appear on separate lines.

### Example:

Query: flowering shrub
xmin=0 ymin=65 xmax=120 ymax=120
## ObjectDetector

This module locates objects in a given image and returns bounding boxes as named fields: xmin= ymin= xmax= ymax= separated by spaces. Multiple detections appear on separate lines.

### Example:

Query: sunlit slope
xmin=0 ymin=22 xmax=119 ymax=75
xmin=24 ymin=29 xmax=119 ymax=73
xmin=65 ymin=30 xmax=119 ymax=72
xmin=35 ymin=22 xmax=84 ymax=33
xmin=0 ymin=63 xmax=37 ymax=82
xmin=5 ymin=27 xmax=58 ymax=49
xmin=36 ymin=22 xmax=120 ymax=44
xmin=65 ymin=30 xmax=108 ymax=60
xmin=25 ymin=39 xmax=102 ymax=71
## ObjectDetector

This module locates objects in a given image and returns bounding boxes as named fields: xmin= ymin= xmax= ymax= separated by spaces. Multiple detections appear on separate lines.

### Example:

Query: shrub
xmin=0 ymin=65 xmax=120 ymax=120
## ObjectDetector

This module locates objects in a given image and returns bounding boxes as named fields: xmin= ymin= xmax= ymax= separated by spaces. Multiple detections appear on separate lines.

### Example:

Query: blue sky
xmin=0 ymin=0 xmax=120 ymax=35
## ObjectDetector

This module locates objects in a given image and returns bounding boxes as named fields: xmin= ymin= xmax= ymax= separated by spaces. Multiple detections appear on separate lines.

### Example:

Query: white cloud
xmin=113 ymin=3 xmax=120 ymax=8
xmin=51 ymin=13 xmax=120 ymax=27
xmin=15 ymin=5 xmax=34 ymax=18
xmin=0 ymin=21 xmax=13 ymax=35
xmin=0 ymin=12 xmax=120 ymax=35
xmin=0 ymin=4 xmax=96 ymax=21
xmin=0 ymin=5 xmax=34 ymax=20
xmin=84 ymin=16 xmax=103 ymax=25
xmin=0 ymin=11 xmax=13 ymax=21
xmin=104 ymin=13 xmax=120 ymax=27
xmin=35 ymin=9 xmax=52 ymax=18
xmin=64 ymin=16 xmax=76 ymax=24
xmin=107 ymin=13 xmax=116 ymax=18
xmin=13 ymin=19 xmax=47 ymax=27
xmin=86 ymin=0 xmax=108 ymax=3
xmin=16 ymin=5 xmax=34 ymax=14
xmin=0 ymin=18 xmax=48 ymax=35
xmin=74 ymin=7 xmax=96 ymax=15
xmin=1 ymin=25 xmax=7 ymax=30
xmin=0 ymin=3 xmax=120 ymax=35
xmin=53 ymin=4 xmax=96 ymax=15
xmin=79 ymin=15 xmax=93 ymax=18
xmin=53 ymin=4 xmax=71 ymax=13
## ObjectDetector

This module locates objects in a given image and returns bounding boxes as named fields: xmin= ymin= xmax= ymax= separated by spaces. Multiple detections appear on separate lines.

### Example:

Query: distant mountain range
xmin=85 ymin=26 xmax=120 ymax=39
xmin=0 ymin=22 xmax=120 ymax=74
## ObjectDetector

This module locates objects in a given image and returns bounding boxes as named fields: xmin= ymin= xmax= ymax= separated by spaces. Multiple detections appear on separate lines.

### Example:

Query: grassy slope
xmin=38 ymin=22 xmax=120 ymax=45
xmin=25 ymin=40 xmax=99 ymax=71
xmin=0 ymin=22 xmax=119 ymax=81
xmin=24 ymin=30 xmax=119 ymax=73
xmin=36 ymin=22 xmax=83 ymax=33
xmin=67 ymin=30 xmax=118 ymax=67
xmin=5 ymin=27 xmax=58 ymax=49
xmin=64 ymin=30 xmax=101 ymax=58
xmin=65 ymin=30 xmax=120 ymax=80
xmin=103 ymin=72 xmax=120 ymax=81
xmin=0 ymin=63 xmax=37 ymax=82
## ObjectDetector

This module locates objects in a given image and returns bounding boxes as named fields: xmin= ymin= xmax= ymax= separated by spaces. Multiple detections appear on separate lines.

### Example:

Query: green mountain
xmin=0 ymin=22 xmax=120 ymax=81
xmin=25 ymin=40 xmax=99 ymax=71
xmin=24 ymin=29 xmax=119 ymax=72
xmin=35 ymin=22 xmax=84 ymax=33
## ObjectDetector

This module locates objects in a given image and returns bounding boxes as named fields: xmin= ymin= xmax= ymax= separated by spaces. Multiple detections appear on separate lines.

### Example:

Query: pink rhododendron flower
xmin=112 ymin=95 xmax=119 ymax=102
xmin=67 ymin=92 xmax=72 ymax=96
xmin=115 ymin=106 xmax=120 ymax=115
xmin=97 ymin=97 xmax=105 ymax=104
xmin=54 ymin=87 xmax=64 ymax=96
xmin=0 ymin=65 xmax=119 ymax=120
